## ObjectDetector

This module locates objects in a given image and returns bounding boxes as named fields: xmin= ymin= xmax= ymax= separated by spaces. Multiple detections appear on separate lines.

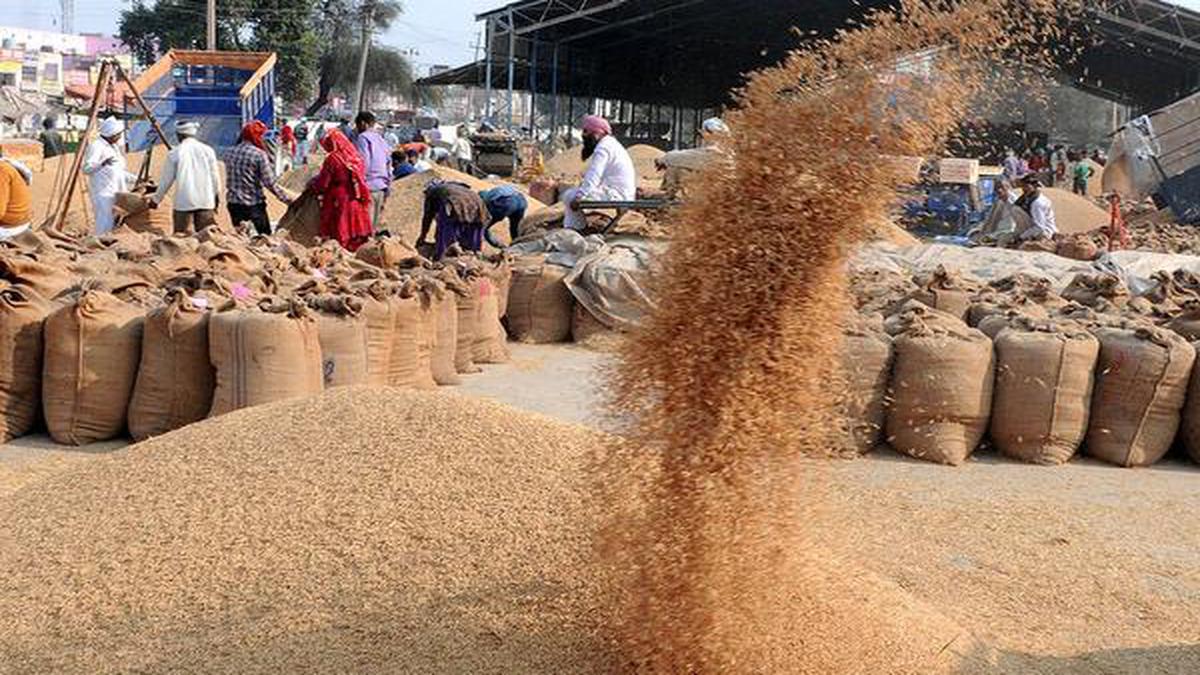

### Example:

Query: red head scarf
xmin=280 ymin=125 xmax=296 ymax=143
xmin=319 ymin=129 xmax=371 ymax=202
xmin=239 ymin=120 xmax=269 ymax=150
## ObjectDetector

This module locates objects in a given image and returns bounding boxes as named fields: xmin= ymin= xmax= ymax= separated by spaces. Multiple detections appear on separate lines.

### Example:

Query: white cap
xmin=176 ymin=121 xmax=200 ymax=135
xmin=701 ymin=117 xmax=729 ymax=135
xmin=98 ymin=117 xmax=124 ymax=137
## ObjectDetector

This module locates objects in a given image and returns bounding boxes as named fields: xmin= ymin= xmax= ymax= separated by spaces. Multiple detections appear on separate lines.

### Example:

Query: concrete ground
xmin=4 ymin=342 xmax=1200 ymax=669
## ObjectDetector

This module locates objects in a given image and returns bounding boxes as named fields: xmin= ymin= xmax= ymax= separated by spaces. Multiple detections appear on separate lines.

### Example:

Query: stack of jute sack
xmin=840 ymin=264 xmax=1200 ymax=468
xmin=0 ymin=224 xmax=514 ymax=446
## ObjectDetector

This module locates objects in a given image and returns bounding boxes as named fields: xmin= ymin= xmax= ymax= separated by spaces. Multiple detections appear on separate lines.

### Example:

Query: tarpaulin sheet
xmin=562 ymin=235 xmax=664 ymax=331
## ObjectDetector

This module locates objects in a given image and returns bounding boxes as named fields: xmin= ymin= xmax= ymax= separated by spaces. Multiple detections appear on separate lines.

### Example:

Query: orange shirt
xmin=0 ymin=161 xmax=32 ymax=227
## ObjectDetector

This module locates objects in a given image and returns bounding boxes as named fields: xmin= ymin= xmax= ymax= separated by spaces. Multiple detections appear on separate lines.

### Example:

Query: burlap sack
xmin=455 ymin=277 xmax=481 ymax=374
xmin=906 ymin=265 xmax=979 ymax=322
xmin=473 ymin=276 xmax=510 ymax=364
xmin=571 ymin=302 xmax=612 ymax=342
xmin=114 ymin=191 xmax=170 ymax=235
xmin=991 ymin=322 xmax=1099 ymax=465
xmin=313 ymin=297 xmax=369 ymax=388
xmin=388 ymin=293 xmax=436 ymax=389
xmin=1167 ymin=300 xmax=1200 ymax=341
xmin=355 ymin=236 xmax=421 ymax=269
xmin=1086 ymin=326 xmax=1195 ymax=467
xmin=356 ymin=283 xmax=398 ymax=386
xmin=506 ymin=255 xmax=574 ymax=342
xmin=883 ymin=299 xmax=964 ymax=337
xmin=277 ymin=190 xmax=322 ymax=247
xmin=886 ymin=317 xmax=994 ymax=466
xmin=127 ymin=289 xmax=216 ymax=441
xmin=839 ymin=317 xmax=893 ymax=454
xmin=432 ymin=293 xmax=461 ymax=386
xmin=0 ymin=282 xmax=51 ymax=440
xmin=43 ymin=289 xmax=145 ymax=445
xmin=0 ymin=253 xmax=75 ymax=302
xmin=1179 ymin=340 xmax=1200 ymax=463
xmin=208 ymin=298 xmax=323 ymax=416
xmin=1061 ymin=273 xmax=1129 ymax=310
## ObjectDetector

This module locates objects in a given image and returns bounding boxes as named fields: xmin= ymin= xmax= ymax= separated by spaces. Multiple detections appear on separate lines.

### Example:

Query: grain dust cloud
xmin=595 ymin=1 xmax=1080 ymax=672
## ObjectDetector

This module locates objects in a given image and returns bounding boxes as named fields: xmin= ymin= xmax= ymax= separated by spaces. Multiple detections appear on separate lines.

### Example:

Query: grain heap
xmin=0 ymin=223 xmax=514 ymax=445
xmin=594 ymin=0 xmax=1074 ymax=672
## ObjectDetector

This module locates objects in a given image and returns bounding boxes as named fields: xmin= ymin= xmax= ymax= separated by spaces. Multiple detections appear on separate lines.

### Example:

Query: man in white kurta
xmin=82 ymin=117 xmax=134 ymax=235
xmin=149 ymin=120 xmax=221 ymax=233
xmin=561 ymin=115 xmax=636 ymax=231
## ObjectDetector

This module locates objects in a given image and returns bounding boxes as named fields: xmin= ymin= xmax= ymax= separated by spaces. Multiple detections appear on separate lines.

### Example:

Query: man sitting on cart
xmin=561 ymin=115 xmax=637 ymax=231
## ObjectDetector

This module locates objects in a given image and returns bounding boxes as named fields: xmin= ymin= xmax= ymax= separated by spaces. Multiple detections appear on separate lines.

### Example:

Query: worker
xmin=417 ymin=180 xmax=488 ymax=260
xmin=294 ymin=120 xmax=310 ymax=165
xmin=81 ymin=117 xmax=134 ymax=235
xmin=970 ymin=179 xmax=1030 ymax=246
xmin=1002 ymin=149 xmax=1026 ymax=182
xmin=657 ymin=117 xmax=730 ymax=195
xmin=401 ymin=143 xmax=433 ymax=173
xmin=479 ymin=184 xmax=528 ymax=247
xmin=40 ymin=117 xmax=64 ymax=159
xmin=224 ymin=120 xmax=293 ymax=235
xmin=392 ymin=148 xmax=419 ymax=180
xmin=1071 ymin=155 xmax=1095 ymax=196
xmin=0 ymin=149 xmax=33 ymax=240
xmin=561 ymin=115 xmax=636 ymax=231
xmin=1050 ymin=145 xmax=1068 ymax=188
xmin=1016 ymin=175 xmax=1057 ymax=242
xmin=148 ymin=121 xmax=221 ymax=234
xmin=309 ymin=129 xmax=373 ymax=251
xmin=279 ymin=122 xmax=298 ymax=168
xmin=351 ymin=111 xmax=391 ymax=229
xmin=452 ymin=125 xmax=473 ymax=174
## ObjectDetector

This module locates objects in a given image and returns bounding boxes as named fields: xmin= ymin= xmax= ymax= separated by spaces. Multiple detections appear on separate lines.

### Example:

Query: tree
xmin=248 ymin=0 xmax=321 ymax=105
xmin=304 ymin=0 xmax=405 ymax=115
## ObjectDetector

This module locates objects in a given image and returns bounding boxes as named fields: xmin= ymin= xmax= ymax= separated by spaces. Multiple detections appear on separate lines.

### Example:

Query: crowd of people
xmin=1001 ymin=144 xmax=1105 ymax=196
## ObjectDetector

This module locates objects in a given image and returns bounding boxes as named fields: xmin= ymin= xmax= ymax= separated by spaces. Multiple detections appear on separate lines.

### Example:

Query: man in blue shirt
xmin=479 ymin=184 xmax=528 ymax=248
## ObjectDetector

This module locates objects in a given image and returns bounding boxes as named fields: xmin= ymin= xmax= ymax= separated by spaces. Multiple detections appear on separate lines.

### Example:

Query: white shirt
xmin=81 ymin=137 xmax=133 ymax=198
xmin=153 ymin=136 xmax=221 ymax=211
xmin=578 ymin=135 xmax=636 ymax=201
xmin=451 ymin=136 xmax=472 ymax=161
xmin=1024 ymin=193 xmax=1057 ymax=239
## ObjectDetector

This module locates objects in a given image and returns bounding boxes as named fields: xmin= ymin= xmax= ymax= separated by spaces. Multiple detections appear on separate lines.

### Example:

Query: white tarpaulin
xmin=562 ymin=235 xmax=664 ymax=331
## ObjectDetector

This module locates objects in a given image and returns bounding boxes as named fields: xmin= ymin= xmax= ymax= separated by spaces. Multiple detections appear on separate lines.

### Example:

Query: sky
xmin=7 ymin=0 xmax=1200 ymax=74
xmin=0 ymin=0 xmax=496 ymax=73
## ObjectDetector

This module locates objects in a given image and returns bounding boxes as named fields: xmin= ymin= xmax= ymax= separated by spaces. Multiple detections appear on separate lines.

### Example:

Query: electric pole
xmin=352 ymin=2 xmax=374 ymax=117
xmin=207 ymin=0 xmax=217 ymax=51
xmin=61 ymin=0 xmax=75 ymax=34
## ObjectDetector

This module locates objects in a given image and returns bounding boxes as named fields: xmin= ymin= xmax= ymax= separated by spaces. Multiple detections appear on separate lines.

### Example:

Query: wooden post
xmin=115 ymin=61 xmax=172 ymax=149
xmin=55 ymin=60 xmax=111 ymax=231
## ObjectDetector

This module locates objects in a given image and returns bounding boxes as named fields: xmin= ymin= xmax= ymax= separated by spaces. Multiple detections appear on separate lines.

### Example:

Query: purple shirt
xmin=353 ymin=129 xmax=392 ymax=192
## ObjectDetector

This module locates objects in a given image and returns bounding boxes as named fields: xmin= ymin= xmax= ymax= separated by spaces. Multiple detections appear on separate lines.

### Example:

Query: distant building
xmin=0 ymin=25 xmax=131 ymax=96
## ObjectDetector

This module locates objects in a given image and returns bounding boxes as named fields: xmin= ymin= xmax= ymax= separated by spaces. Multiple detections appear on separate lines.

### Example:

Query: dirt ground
xmin=3 ymin=342 xmax=1199 ymax=670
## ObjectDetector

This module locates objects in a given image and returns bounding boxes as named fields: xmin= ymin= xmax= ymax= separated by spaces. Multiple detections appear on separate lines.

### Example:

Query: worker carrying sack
xmin=208 ymin=297 xmax=323 ymax=416
xmin=507 ymin=254 xmax=574 ymax=343
xmin=309 ymin=294 xmax=369 ymax=388
xmin=837 ymin=314 xmax=893 ymax=454
xmin=886 ymin=311 xmax=994 ymax=466
xmin=0 ymin=282 xmax=52 ymax=441
xmin=991 ymin=319 xmax=1099 ymax=465
xmin=43 ymin=286 xmax=145 ymax=445
xmin=1086 ymin=326 xmax=1195 ymax=467
xmin=127 ymin=289 xmax=217 ymax=441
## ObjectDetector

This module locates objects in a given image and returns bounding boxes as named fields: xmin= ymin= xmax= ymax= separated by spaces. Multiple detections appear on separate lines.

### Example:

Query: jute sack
xmin=906 ymin=265 xmax=979 ymax=322
xmin=276 ymin=190 xmax=322 ymax=247
xmin=431 ymin=293 xmax=461 ymax=385
xmin=991 ymin=321 xmax=1099 ymax=465
xmin=886 ymin=316 xmax=994 ymax=466
xmin=572 ymin=302 xmax=612 ymax=342
xmin=208 ymin=298 xmax=323 ymax=416
xmin=0 ymin=282 xmax=52 ymax=440
xmin=455 ymin=277 xmax=481 ymax=374
xmin=473 ymin=276 xmax=510 ymax=364
xmin=355 ymin=235 xmax=420 ymax=269
xmin=0 ymin=253 xmax=75 ymax=302
xmin=507 ymin=255 xmax=573 ymax=342
xmin=838 ymin=316 xmax=893 ymax=454
xmin=1086 ymin=326 xmax=1195 ymax=467
xmin=43 ymin=288 xmax=144 ymax=445
xmin=357 ymin=283 xmax=399 ymax=386
xmin=128 ymin=289 xmax=217 ymax=441
xmin=1167 ymin=300 xmax=1200 ymax=341
xmin=490 ymin=258 xmax=513 ymax=318
xmin=1179 ymin=340 xmax=1200 ymax=463
xmin=312 ymin=296 xmax=369 ymax=388
xmin=388 ymin=290 xmax=435 ymax=389
xmin=883 ymin=299 xmax=964 ymax=337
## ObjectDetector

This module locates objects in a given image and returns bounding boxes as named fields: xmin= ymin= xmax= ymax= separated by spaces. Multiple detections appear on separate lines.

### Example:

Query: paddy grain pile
xmin=595 ymin=0 xmax=1075 ymax=672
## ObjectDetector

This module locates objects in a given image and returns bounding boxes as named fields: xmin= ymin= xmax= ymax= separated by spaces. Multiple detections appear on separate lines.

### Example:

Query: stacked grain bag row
xmin=0 ymin=225 xmax=513 ymax=446
xmin=842 ymin=264 xmax=1200 ymax=468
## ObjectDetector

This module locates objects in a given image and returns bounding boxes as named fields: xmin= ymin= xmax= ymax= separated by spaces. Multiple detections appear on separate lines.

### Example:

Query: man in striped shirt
xmin=224 ymin=121 xmax=293 ymax=234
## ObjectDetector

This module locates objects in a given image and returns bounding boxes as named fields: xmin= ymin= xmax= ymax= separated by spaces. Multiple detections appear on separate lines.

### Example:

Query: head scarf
xmin=280 ymin=125 xmax=296 ymax=143
xmin=701 ymin=117 xmax=729 ymax=135
xmin=581 ymin=115 xmax=611 ymax=137
xmin=98 ymin=117 xmax=124 ymax=138
xmin=239 ymin=120 xmax=269 ymax=151
xmin=176 ymin=121 xmax=200 ymax=136
xmin=319 ymin=129 xmax=371 ymax=201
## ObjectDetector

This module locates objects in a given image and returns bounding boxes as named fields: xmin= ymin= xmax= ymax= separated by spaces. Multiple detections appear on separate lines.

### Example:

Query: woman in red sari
xmin=309 ymin=129 xmax=373 ymax=251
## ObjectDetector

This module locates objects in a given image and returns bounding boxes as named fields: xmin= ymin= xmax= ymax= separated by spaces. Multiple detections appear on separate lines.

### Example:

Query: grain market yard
xmin=3 ymin=342 xmax=1200 ymax=668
